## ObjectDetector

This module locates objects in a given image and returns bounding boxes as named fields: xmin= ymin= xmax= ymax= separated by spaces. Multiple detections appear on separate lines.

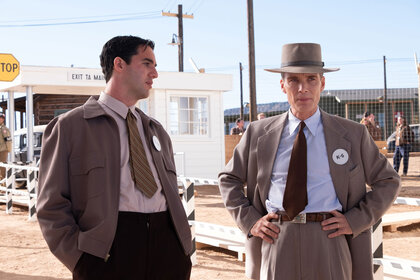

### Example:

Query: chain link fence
xmin=224 ymin=60 xmax=419 ymax=154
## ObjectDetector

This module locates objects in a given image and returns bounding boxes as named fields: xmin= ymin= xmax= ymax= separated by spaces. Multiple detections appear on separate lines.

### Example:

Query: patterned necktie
xmin=126 ymin=110 xmax=158 ymax=198
xmin=283 ymin=121 xmax=308 ymax=219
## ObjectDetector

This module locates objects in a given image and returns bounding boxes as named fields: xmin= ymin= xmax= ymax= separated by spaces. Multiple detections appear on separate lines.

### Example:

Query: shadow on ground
xmin=0 ymin=271 xmax=71 ymax=280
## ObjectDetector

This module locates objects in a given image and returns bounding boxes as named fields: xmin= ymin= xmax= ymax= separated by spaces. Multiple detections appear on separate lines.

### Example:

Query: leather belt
xmin=275 ymin=212 xmax=333 ymax=224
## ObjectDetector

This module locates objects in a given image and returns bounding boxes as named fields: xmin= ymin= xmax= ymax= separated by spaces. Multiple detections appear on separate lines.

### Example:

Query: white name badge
xmin=152 ymin=136 xmax=161 ymax=151
xmin=332 ymin=149 xmax=349 ymax=165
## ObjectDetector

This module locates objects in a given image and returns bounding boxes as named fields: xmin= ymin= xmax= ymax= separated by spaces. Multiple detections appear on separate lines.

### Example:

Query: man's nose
xmin=298 ymin=82 xmax=308 ymax=92
xmin=150 ymin=67 xmax=158 ymax=79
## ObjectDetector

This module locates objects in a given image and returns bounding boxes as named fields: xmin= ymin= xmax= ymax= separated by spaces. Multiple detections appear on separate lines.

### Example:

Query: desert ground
xmin=0 ymin=156 xmax=419 ymax=280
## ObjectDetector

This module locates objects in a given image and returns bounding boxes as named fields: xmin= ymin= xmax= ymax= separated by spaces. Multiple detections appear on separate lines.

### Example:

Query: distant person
xmin=37 ymin=36 xmax=192 ymax=280
xmin=219 ymin=43 xmax=400 ymax=280
xmin=257 ymin=112 xmax=266 ymax=120
xmin=360 ymin=111 xmax=382 ymax=141
xmin=393 ymin=116 xmax=414 ymax=176
xmin=230 ymin=118 xmax=246 ymax=135
xmin=0 ymin=113 xmax=11 ymax=180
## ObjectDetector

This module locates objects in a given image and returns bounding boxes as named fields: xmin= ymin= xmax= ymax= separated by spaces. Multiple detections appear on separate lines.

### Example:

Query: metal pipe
xmin=7 ymin=91 xmax=15 ymax=162
xmin=26 ymin=86 xmax=34 ymax=162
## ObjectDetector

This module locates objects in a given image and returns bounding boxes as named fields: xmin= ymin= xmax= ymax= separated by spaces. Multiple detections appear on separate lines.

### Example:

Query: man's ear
xmin=320 ymin=75 xmax=326 ymax=92
xmin=280 ymin=79 xmax=287 ymax=94
xmin=113 ymin=57 xmax=125 ymax=73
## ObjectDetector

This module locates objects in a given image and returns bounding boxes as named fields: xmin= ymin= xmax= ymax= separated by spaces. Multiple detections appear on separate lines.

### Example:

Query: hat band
xmin=281 ymin=61 xmax=325 ymax=67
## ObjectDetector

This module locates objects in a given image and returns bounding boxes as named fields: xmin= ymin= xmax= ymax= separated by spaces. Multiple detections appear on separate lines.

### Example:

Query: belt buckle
xmin=291 ymin=213 xmax=306 ymax=224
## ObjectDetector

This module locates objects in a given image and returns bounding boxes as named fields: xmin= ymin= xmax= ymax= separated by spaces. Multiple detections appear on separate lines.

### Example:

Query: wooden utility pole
xmin=239 ymin=62 xmax=244 ymax=120
xmin=247 ymin=0 xmax=257 ymax=121
xmin=162 ymin=5 xmax=193 ymax=72
xmin=383 ymin=56 xmax=388 ymax=138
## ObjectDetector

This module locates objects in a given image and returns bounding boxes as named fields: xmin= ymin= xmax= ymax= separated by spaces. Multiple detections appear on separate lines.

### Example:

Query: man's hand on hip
xmin=250 ymin=212 xmax=280 ymax=244
xmin=321 ymin=210 xmax=353 ymax=238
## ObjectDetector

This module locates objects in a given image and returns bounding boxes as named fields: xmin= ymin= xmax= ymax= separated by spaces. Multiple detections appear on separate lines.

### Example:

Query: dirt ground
xmin=0 ymin=156 xmax=419 ymax=280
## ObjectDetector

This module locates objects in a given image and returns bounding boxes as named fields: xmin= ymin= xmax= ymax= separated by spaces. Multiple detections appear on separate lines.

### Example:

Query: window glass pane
xmin=180 ymin=109 xmax=189 ymax=123
xmin=200 ymin=123 xmax=207 ymax=135
xmin=192 ymin=123 xmax=200 ymax=135
xmin=180 ymin=97 xmax=188 ymax=109
xmin=180 ymin=122 xmax=189 ymax=135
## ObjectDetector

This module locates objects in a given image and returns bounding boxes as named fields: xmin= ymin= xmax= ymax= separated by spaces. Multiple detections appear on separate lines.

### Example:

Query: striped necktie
xmin=126 ymin=109 xmax=158 ymax=198
xmin=283 ymin=121 xmax=308 ymax=219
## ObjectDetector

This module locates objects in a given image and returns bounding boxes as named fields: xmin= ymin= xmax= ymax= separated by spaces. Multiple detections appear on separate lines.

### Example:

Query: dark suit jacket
xmin=219 ymin=110 xmax=400 ymax=280
xmin=37 ymin=96 xmax=192 ymax=271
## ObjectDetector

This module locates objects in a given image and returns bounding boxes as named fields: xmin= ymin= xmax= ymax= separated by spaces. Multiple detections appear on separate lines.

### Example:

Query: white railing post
xmin=26 ymin=162 xmax=37 ymax=221
xmin=5 ymin=165 xmax=14 ymax=214
xmin=180 ymin=177 xmax=196 ymax=266
xmin=372 ymin=218 xmax=384 ymax=280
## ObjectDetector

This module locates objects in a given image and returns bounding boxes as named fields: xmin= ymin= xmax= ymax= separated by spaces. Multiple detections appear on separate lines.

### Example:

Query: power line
xmin=189 ymin=0 xmax=204 ymax=14
xmin=0 ymin=12 xmax=161 ymax=28
xmin=0 ymin=11 xmax=161 ymax=24
xmin=163 ymin=0 xmax=179 ymax=12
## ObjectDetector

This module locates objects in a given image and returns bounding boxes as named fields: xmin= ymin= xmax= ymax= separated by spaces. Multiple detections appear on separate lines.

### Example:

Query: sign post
xmin=0 ymin=54 xmax=20 ymax=82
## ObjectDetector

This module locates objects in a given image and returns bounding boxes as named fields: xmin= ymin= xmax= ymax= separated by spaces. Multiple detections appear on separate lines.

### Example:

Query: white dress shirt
xmin=266 ymin=108 xmax=342 ymax=214
xmin=98 ymin=92 xmax=167 ymax=213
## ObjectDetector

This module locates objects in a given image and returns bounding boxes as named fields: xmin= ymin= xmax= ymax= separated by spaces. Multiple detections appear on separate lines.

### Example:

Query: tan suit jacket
xmin=37 ymin=96 xmax=192 ymax=271
xmin=219 ymin=110 xmax=400 ymax=280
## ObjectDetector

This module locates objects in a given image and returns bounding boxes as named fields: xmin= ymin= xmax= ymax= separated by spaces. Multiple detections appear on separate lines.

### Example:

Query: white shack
xmin=0 ymin=66 xmax=232 ymax=179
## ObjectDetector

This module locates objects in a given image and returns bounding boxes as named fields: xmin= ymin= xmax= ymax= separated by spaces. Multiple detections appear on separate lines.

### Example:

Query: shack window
xmin=169 ymin=96 xmax=208 ymax=136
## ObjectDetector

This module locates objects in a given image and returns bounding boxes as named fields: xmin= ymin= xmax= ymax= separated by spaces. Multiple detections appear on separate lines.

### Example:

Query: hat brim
xmin=264 ymin=66 xmax=339 ymax=74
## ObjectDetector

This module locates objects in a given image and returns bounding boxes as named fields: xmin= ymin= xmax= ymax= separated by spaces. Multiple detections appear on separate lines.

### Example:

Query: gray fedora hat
xmin=265 ymin=43 xmax=339 ymax=74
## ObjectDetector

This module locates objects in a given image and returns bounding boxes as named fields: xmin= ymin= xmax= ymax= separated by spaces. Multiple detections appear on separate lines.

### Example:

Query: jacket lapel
xmin=321 ymin=111 xmax=352 ymax=211
xmin=256 ymin=113 xmax=287 ymax=204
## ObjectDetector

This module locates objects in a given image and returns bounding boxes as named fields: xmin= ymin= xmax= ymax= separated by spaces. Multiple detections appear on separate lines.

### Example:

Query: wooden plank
xmin=193 ymin=221 xmax=246 ymax=260
xmin=382 ymin=211 xmax=420 ymax=232
xmin=225 ymin=135 xmax=242 ymax=164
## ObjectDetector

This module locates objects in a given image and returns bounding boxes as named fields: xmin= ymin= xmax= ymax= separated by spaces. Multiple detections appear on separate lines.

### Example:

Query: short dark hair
xmin=235 ymin=118 xmax=243 ymax=124
xmin=100 ymin=35 xmax=155 ymax=82
xmin=364 ymin=111 xmax=371 ymax=118
xmin=281 ymin=72 xmax=324 ymax=79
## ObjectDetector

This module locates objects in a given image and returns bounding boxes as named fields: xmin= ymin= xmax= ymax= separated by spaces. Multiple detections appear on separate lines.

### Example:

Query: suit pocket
xmin=162 ymin=155 xmax=177 ymax=176
xmin=349 ymin=164 xmax=361 ymax=176
xmin=70 ymin=153 xmax=105 ymax=198
xmin=162 ymin=155 xmax=178 ymax=194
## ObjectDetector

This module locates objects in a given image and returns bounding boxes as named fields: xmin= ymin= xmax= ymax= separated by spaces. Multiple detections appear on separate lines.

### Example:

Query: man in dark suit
xmin=37 ymin=36 xmax=192 ymax=280
xmin=219 ymin=43 xmax=400 ymax=280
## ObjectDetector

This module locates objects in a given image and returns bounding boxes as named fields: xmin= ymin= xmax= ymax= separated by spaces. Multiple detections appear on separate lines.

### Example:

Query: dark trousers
xmin=73 ymin=211 xmax=191 ymax=280
xmin=393 ymin=144 xmax=410 ymax=174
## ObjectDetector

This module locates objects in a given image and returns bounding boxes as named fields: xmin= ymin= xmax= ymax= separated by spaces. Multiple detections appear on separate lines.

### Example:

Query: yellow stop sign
xmin=0 ymin=54 xmax=20 ymax=82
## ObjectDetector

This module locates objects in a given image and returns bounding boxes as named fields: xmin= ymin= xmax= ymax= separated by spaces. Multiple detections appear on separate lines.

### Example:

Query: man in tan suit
xmin=37 ymin=36 xmax=192 ymax=280
xmin=219 ymin=43 xmax=400 ymax=280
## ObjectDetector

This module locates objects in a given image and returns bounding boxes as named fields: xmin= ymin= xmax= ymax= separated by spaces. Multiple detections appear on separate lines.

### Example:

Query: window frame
xmin=168 ymin=94 xmax=210 ymax=138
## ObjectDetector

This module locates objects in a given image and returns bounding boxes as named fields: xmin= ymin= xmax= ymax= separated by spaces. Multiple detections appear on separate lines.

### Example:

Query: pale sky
xmin=1 ymin=0 xmax=419 ymax=109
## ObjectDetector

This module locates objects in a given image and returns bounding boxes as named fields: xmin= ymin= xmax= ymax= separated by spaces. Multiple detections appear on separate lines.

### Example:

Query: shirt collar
xmin=288 ymin=107 xmax=321 ymax=136
xmin=99 ymin=92 xmax=137 ymax=119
